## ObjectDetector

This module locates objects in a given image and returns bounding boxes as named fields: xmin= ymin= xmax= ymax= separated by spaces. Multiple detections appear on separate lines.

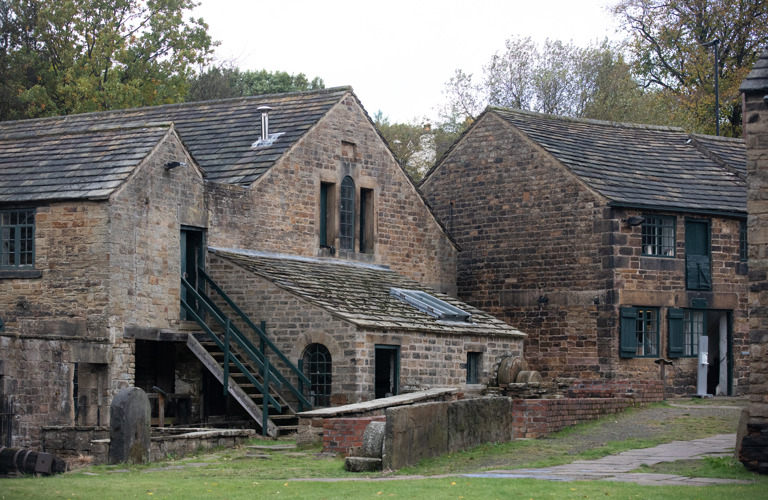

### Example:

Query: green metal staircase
xmin=181 ymin=268 xmax=312 ymax=436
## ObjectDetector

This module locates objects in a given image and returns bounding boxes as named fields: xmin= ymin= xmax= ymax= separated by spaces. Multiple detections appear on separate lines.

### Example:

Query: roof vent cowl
xmin=258 ymin=105 xmax=272 ymax=141
xmin=251 ymin=105 xmax=284 ymax=148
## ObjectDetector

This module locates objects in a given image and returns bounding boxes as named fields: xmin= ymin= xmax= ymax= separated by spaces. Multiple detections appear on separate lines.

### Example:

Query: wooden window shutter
xmin=619 ymin=306 xmax=638 ymax=358
xmin=668 ymin=308 xmax=684 ymax=358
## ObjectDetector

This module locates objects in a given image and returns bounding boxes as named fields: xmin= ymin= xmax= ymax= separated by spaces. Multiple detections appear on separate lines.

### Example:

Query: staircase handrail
xmin=197 ymin=268 xmax=313 ymax=405
xmin=181 ymin=279 xmax=283 ymax=411
xmin=187 ymin=278 xmax=284 ymax=389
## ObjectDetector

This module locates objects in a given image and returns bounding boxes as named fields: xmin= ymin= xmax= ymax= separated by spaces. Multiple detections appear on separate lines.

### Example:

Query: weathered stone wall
xmin=612 ymin=209 xmax=749 ymax=394
xmin=383 ymin=398 xmax=513 ymax=470
xmin=420 ymin=114 xmax=614 ymax=380
xmin=421 ymin=113 xmax=749 ymax=395
xmin=0 ymin=129 xmax=207 ymax=449
xmin=742 ymin=84 xmax=768 ymax=472
xmin=208 ymin=256 xmax=523 ymax=406
xmin=207 ymin=96 xmax=457 ymax=294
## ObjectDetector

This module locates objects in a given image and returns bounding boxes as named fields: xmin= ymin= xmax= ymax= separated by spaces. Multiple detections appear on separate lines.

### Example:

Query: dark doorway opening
xmin=181 ymin=227 xmax=205 ymax=319
xmin=375 ymin=345 xmax=400 ymax=399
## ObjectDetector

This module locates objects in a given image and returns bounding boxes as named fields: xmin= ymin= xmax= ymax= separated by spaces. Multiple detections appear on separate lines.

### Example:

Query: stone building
xmin=420 ymin=108 xmax=748 ymax=396
xmin=740 ymin=49 xmax=768 ymax=473
xmin=0 ymin=88 xmax=524 ymax=447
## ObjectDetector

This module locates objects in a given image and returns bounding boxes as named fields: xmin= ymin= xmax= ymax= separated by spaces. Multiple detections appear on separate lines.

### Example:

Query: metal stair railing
xmin=181 ymin=277 xmax=283 ymax=416
xmin=196 ymin=268 xmax=313 ymax=411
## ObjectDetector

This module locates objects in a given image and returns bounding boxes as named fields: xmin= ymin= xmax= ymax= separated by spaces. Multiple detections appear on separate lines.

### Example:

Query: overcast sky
xmin=192 ymin=0 xmax=622 ymax=123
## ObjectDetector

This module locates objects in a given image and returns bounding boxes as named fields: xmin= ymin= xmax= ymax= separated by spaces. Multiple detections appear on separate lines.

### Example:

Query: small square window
xmin=466 ymin=352 xmax=482 ymax=384
xmin=1 ymin=208 xmax=35 ymax=269
xmin=642 ymin=216 xmax=675 ymax=257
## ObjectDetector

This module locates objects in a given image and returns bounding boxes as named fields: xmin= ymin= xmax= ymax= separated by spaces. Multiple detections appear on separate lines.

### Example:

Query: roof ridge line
xmin=489 ymin=106 xmax=686 ymax=132
xmin=689 ymin=133 xmax=744 ymax=143
xmin=0 ymin=121 xmax=172 ymax=141
xmin=0 ymin=86 xmax=353 ymax=127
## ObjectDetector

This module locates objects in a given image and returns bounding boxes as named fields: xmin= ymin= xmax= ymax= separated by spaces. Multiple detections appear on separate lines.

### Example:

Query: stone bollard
xmin=108 ymin=387 xmax=151 ymax=465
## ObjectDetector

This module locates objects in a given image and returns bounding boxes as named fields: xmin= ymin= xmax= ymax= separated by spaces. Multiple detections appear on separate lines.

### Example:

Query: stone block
xmin=345 ymin=456 xmax=382 ymax=472
xmin=108 ymin=387 xmax=151 ymax=465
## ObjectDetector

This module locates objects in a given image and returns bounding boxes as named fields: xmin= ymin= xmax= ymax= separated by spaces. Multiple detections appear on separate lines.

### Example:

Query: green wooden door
xmin=180 ymin=228 xmax=205 ymax=319
xmin=685 ymin=220 xmax=711 ymax=290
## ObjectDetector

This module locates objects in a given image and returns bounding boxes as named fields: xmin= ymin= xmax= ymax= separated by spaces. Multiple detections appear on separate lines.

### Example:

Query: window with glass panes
xmin=634 ymin=308 xmax=659 ymax=357
xmin=642 ymin=216 xmax=675 ymax=256
xmin=1 ymin=209 xmax=35 ymax=268
xmin=302 ymin=343 xmax=332 ymax=407
xmin=339 ymin=176 xmax=355 ymax=251
xmin=683 ymin=310 xmax=704 ymax=357
xmin=740 ymin=220 xmax=748 ymax=261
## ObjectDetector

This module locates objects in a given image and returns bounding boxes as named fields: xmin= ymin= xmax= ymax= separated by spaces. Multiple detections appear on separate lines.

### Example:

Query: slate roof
xmin=0 ymin=124 xmax=172 ymax=203
xmin=690 ymin=134 xmax=746 ymax=179
xmin=740 ymin=49 xmax=768 ymax=93
xmin=211 ymin=247 xmax=525 ymax=337
xmin=490 ymin=108 xmax=746 ymax=215
xmin=0 ymin=87 xmax=351 ymax=188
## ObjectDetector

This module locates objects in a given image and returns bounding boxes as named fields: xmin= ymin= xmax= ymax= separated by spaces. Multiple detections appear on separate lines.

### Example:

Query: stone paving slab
xmin=466 ymin=433 xmax=751 ymax=486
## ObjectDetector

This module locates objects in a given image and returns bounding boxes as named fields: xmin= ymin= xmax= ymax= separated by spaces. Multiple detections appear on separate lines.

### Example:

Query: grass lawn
xmin=2 ymin=400 xmax=767 ymax=499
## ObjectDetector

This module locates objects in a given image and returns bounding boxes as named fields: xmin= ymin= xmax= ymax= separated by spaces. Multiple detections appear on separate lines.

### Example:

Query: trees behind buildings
xmin=440 ymin=36 xmax=671 ymax=130
xmin=186 ymin=65 xmax=325 ymax=102
xmin=439 ymin=1 xmax=768 ymax=138
xmin=613 ymin=0 xmax=768 ymax=137
xmin=0 ymin=0 xmax=215 ymax=120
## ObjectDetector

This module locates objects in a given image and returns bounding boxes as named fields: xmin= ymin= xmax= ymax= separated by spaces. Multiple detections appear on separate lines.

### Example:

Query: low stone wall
xmin=296 ymin=388 xmax=457 ymax=448
xmin=323 ymin=416 xmax=387 ymax=456
xmin=151 ymin=428 xmax=255 ymax=460
xmin=42 ymin=426 xmax=255 ymax=465
xmin=511 ymin=379 xmax=664 ymax=439
xmin=42 ymin=426 xmax=110 ymax=464
xmin=383 ymin=397 xmax=513 ymax=470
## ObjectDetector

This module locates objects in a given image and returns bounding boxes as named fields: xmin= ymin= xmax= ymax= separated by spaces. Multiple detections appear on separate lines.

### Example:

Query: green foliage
xmin=186 ymin=64 xmax=325 ymax=102
xmin=440 ymin=37 xmax=662 ymax=126
xmin=0 ymin=0 xmax=215 ymax=120
xmin=373 ymin=111 xmax=464 ymax=182
xmin=613 ymin=0 xmax=768 ymax=136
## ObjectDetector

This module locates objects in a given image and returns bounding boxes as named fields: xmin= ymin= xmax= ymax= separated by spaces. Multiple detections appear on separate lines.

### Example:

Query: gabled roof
xmin=690 ymin=134 xmax=746 ymax=179
xmin=0 ymin=87 xmax=351 ymax=188
xmin=0 ymin=124 xmax=172 ymax=203
xmin=489 ymin=108 xmax=746 ymax=215
xmin=740 ymin=49 xmax=768 ymax=93
xmin=211 ymin=247 xmax=524 ymax=337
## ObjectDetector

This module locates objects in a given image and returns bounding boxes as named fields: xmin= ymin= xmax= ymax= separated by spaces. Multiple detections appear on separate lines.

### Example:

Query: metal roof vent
xmin=251 ymin=105 xmax=284 ymax=148
xmin=390 ymin=288 xmax=472 ymax=322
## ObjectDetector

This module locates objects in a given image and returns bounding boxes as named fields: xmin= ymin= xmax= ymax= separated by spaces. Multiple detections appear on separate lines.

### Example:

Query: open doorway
xmin=705 ymin=311 xmax=732 ymax=396
xmin=375 ymin=345 xmax=399 ymax=399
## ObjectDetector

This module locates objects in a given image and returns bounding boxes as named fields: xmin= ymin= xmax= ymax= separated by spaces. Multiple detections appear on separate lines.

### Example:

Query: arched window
xmin=302 ymin=343 xmax=332 ymax=407
xmin=339 ymin=176 xmax=355 ymax=251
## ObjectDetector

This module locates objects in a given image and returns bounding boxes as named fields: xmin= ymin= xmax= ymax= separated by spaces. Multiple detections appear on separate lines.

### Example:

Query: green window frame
xmin=669 ymin=308 xmax=705 ymax=358
xmin=620 ymin=306 xmax=659 ymax=358
xmin=339 ymin=176 xmax=355 ymax=251
xmin=740 ymin=220 xmax=748 ymax=262
xmin=641 ymin=215 xmax=675 ymax=257
xmin=1 ymin=208 xmax=35 ymax=269
xmin=302 ymin=343 xmax=332 ymax=407
xmin=466 ymin=352 xmax=481 ymax=384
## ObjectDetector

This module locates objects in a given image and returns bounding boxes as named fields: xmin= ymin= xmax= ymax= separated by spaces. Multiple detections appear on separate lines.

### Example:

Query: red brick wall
xmin=511 ymin=380 xmax=664 ymax=439
xmin=322 ymin=416 xmax=386 ymax=456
